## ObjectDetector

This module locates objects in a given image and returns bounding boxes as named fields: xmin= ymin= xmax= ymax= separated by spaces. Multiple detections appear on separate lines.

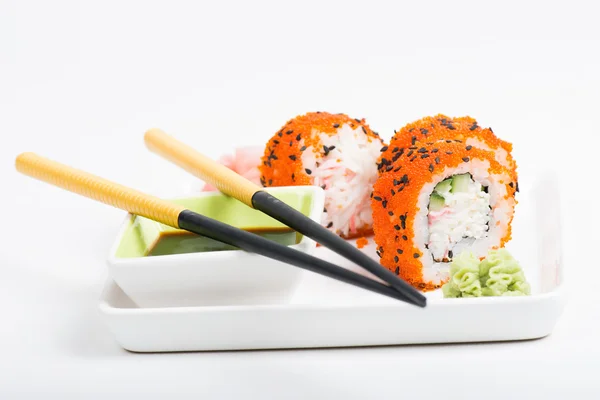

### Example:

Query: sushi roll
xmin=371 ymin=115 xmax=518 ymax=291
xmin=259 ymin=111 xmax=386 ymax=239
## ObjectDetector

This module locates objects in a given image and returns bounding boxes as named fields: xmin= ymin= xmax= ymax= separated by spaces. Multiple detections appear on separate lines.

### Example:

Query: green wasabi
xmin=442 ymin=249 xmax=531 ymax=298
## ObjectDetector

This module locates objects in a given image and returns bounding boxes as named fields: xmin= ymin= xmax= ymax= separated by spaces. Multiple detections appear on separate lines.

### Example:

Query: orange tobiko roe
xmin=371 ymin=118 xmax=518 ymax=291
xmin=258 ymin=112 xmax=381 ymax=188
xmin=355 ymin=236 xmax=369 ymax=249
xmin=382 ymin=114 xmax=517 ymax=182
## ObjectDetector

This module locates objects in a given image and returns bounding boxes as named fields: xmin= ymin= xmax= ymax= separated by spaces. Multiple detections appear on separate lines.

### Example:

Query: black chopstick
xmin=178 ymin=210 xmax=425 ymax=306
xmin=144 ymin=129 xmax=428 ymax=307
xmin=15 ymin=152 xmax=425 ymax=307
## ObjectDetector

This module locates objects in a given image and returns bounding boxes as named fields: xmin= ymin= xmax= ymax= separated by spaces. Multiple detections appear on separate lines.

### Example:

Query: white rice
xmin=427 ymin=179 xmax=491 ymax=261
xmin=414 ymin=159 xmax=516 ymax=285
xmin=300 ymin=124 xmax=383 ymax=237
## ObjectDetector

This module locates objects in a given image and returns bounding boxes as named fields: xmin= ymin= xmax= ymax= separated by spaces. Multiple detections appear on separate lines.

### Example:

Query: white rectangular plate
xmin=99 ymin=170 xmax=566 ymax=352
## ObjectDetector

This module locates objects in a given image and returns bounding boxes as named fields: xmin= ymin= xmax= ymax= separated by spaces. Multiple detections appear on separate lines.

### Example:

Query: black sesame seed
xmin=409 ymin=146 xmax=418 ymax=150
xmin=420 ymin=128 xmax=429 ymax=135
xmin=395 ymin=266 xmax=400 ymax=275
xmin=333 ymin=123 xmax=340 ymax=128
xmin=323 ymin=207 xmax=327 ymax=212
xmin=409 ymin=128 xmax=414 ymax=132
xmin=386 ymin=165 xmax=393 ymax=172
xmin=394 ymin=225 xmax=400 ymax=231
xmin=462 ymin=157 xmax=470 ymax=162
xmin=455 ymin=139 xmax=462 ymax=143
xmin=273 ymin=140 xmax=279 ymax=145
xmin=278 ymin=131 xmax=283 ymax=137
xmin=305 ymin=168 xmax=312 ymax=175
xmin=406 ymin=150 xmax=414 ymax=157
xmin=446 ymin=151 xmax=453 ymax=155
xmin=516 ymin=182 xmax=520 ymax=192
xmin=373 ymin=196 xmax=382 ymax=201
xmin=361 ymin=126 xmax=367 ymax=134
xmin=289 ymin=155 xmax=297 ymax=161
xmin=397 ymin=249 xmax=403 ymax=254
xmin=413 ymin=253 xmax=420 ymax=258
xmin=402 ymin=235 xmax=408 ymax=241
xmin=329 ymin=146 xmax=336 ymax=151
xmin=286 ymin=130 xmax=293 ymax=135
xmin=401 ymin=174 xmax=408 ymax=183
xmin=448 ymin=250 xmax=454 ymax=258
xmin=392 ymin=147 xmax=400 ymax=153
xmin=466 ymin=145 xmax=472 ymax=151
xmin=381 ymin=158 xmax=389 ymax=165
xmin=300 ymin=146 xmax=307 ymax=151
xmin=410 ymin=155 xmax=417 ymax=161
xmin=447 ymin=125 xmax=456 ymax=130
xmin=394 ymin=179 xmax=400 ymax=186
xmin=327 ymin=222 xmax=333 ymax=228
xmin=509 ymin=182 xmax=514 ymax=188
xmin=418 ymin=147 xmax=427 ymax=153
xmin=470 ymin=123 xmax=478 ymax=131
xmin=271 ymin=154 xmax=278 ymax=160
xmin=393 ymin=166 xmax=402 ymax=172
xmin=431 ymin=148 xmax=439 ymax=153
xmin=268 ymin=179 xmax=273 ymax=185
xmin=446 ymin=140 xmax=452 ymax=143
xmin=376 ymin=251 xmax=381 ymax=258
xmin=289 ymin=141 xmax=293 ymax=146
xmin=391 ymin=189 xmax=396 ymax=196
xmin=401 ymin=219 xmax=406 ymax=229
xmin=321 ymin=184 xmax=326 ymax=189
xmin=489 ymin=127 xmax=494 ymax=133
xmin=296 ymin=134 xmax=301 ymax=141
xmin=382 ymin=200 xmax=388 ymax=208
xmin=380 ymin=146 xmax=388 ymax=152
xmin=429 ymin=164 xmax=434 ymax=172
xmin=292 ymin=173 xmax=295 ymax=180
xmin=421 ymin=154 xmax=430 ymax=159
xmin=435 ymin=156 xmax=440 ymax=164
xmin=394 ymin=256 xmax=399 ymax=263
xmin=355 ymin=118 xmax=361 ymax=123
xmin=411 ymin=136 xmax=417 ymax=145
xmin=388 ymin=211 xmax=394 ymax=216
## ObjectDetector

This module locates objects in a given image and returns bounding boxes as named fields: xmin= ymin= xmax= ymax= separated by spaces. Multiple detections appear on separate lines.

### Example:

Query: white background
xmin=1 ymin=0 xmax=600 ymax=398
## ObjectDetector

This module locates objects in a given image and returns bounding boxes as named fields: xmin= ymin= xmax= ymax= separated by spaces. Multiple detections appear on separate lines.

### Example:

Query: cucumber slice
xmin=429 ymin=193 xmax=445 ymax=211
xmin=434 ymin=178 xmax=452 ymax=194
xmin=451 ymin=173 xmax=471 ymax=193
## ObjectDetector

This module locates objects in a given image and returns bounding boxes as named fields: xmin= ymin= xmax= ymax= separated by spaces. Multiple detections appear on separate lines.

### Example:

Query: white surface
xmin=107 ymin=186 xmax=323 ymax=307
xmin=101 ymin=169 xmax=565 ymax=352
xmin=1 ymin=0 xmax=599 ymax=398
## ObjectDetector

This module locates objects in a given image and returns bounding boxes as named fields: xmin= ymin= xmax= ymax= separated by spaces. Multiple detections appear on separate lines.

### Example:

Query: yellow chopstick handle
xmin=15 ymin=152 xmax=185 ymax=228
xmin=144 ymin=128 xmax=262 ymax=208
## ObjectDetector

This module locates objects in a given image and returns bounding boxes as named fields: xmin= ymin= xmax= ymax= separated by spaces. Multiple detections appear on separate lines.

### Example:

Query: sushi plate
xmin=98 ymin=171 xmax=566 ymax=352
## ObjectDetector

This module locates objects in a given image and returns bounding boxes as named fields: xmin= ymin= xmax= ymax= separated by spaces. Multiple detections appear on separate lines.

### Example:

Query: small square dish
xmin=106 ymin=186 xmax=325 ymax=307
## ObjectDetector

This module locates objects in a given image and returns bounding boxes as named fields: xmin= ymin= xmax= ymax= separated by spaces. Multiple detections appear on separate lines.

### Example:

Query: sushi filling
xmin=427 ymin=174 xmax=491 ymax=262
xmin=300 ymin=124 xmax=383 ymax=237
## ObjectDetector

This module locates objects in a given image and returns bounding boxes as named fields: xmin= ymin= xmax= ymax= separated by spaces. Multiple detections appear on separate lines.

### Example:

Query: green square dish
xmin=107 ymin=186 xmax=325 ymax=308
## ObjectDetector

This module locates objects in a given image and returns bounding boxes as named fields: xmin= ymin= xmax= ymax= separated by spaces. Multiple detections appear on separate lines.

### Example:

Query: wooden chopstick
xmin=144 ymin=129 xmax=427 ymax=307
xmin=15 ymin=152 xmax=425 ymax=307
